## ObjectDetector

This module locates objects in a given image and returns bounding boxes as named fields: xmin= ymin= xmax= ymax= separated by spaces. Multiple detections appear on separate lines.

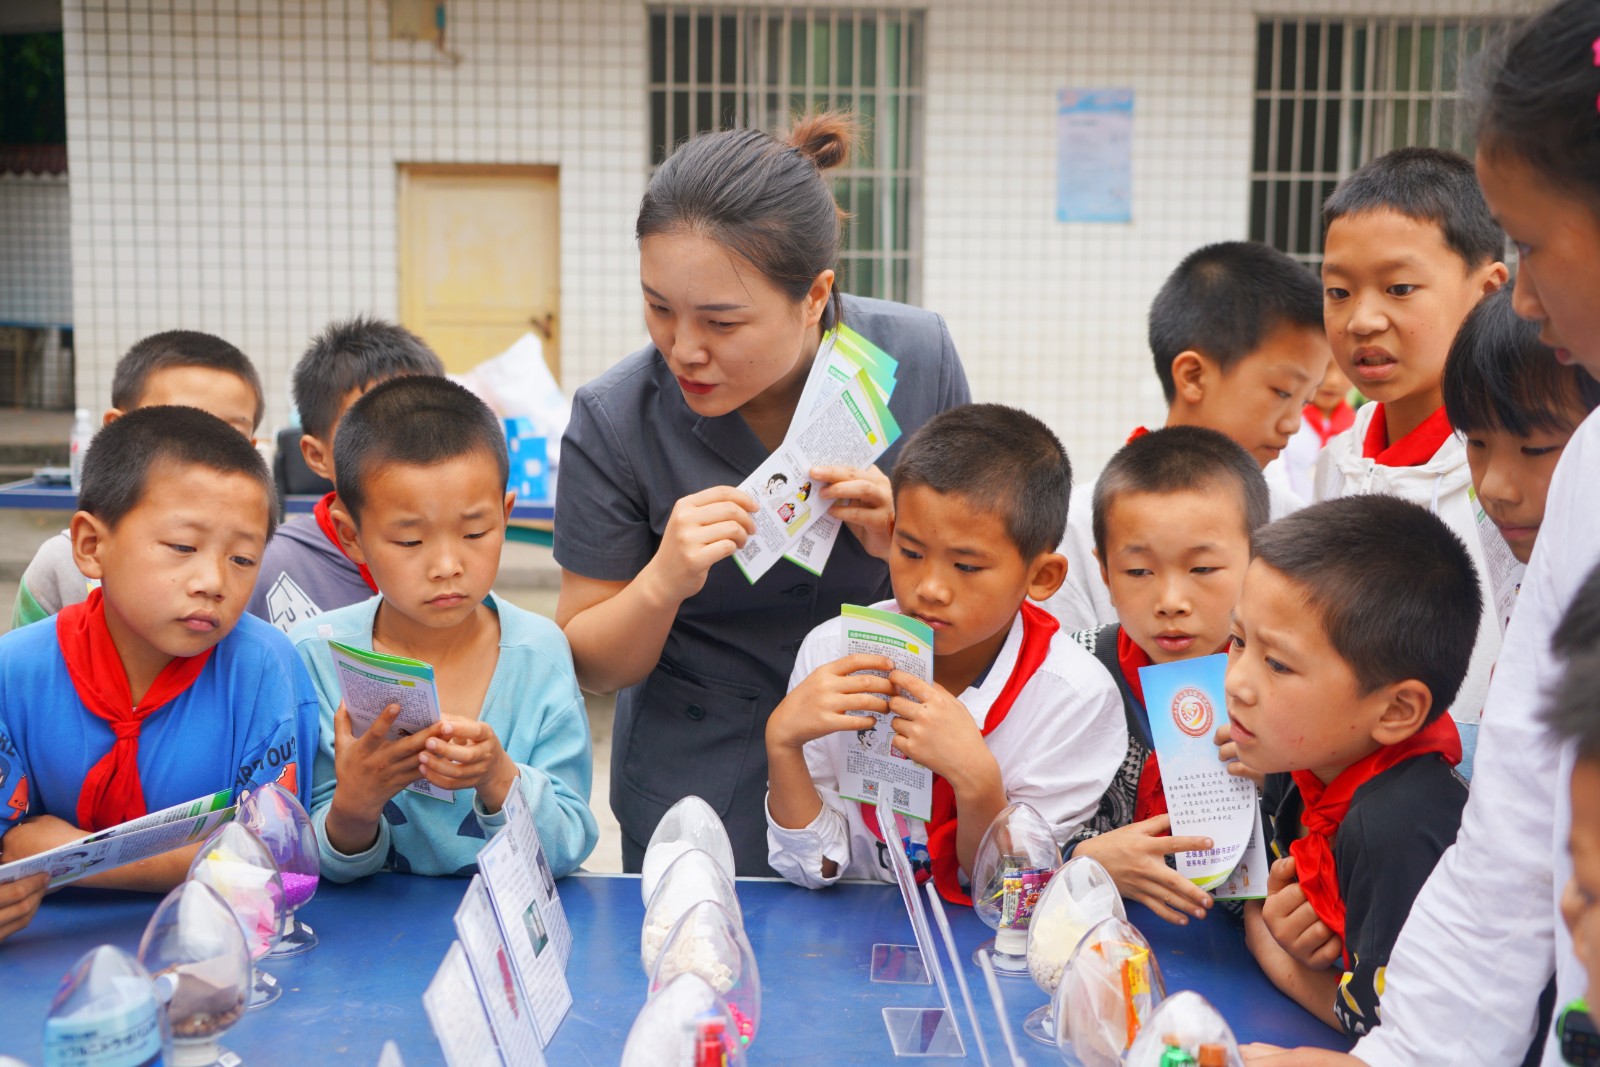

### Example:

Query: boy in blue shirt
xmin=0 ymin=407 xmax=317 ymax=914
xmin=293 ymin=376 xmax=598 ymax=881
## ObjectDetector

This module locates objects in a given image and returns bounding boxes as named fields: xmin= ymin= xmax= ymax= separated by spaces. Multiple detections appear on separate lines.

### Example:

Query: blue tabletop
xmin=0 ymin=872 xmax=1347 ymax=1064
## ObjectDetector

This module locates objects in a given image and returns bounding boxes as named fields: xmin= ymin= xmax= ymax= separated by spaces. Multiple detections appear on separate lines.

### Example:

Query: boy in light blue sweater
xmin=292 ymin=376 xmax=597 ymax=881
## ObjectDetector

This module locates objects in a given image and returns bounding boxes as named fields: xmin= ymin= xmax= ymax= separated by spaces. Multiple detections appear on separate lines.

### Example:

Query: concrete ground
xmin=0 ymin=506 xmax=625 ymax=874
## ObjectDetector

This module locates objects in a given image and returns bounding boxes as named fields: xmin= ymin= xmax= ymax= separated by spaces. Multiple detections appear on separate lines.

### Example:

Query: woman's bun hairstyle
xmin=638 ymin=110 xmax=859 ymax=330
xmin=786 ymin=110 xmax=858 ymax=172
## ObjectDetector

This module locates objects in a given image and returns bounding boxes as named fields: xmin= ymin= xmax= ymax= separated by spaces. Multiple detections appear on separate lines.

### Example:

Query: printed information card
xmin=1139 ymin=654 xmax=1260 ymax=893
xmin=836 ymin=605 xmax=936 ymax=821
xmin=453 ymin=876 xmax=546 ymax=1066
xmin=423 ymin=940 xmax=504 ymax=1067
xmin=477 ymin=787 xmax=572 ymax=1046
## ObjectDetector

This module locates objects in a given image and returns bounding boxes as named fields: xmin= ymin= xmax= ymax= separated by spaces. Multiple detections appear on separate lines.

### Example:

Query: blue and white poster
xmin=1056 ymin=88 xmax=1134 ymax=223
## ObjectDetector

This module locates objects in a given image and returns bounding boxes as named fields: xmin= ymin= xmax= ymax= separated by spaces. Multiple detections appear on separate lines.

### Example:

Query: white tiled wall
xmin=0 ymin=173 xmax=72 ymax=326
xmin=63 ymin=0 xmax=1530 ymax=476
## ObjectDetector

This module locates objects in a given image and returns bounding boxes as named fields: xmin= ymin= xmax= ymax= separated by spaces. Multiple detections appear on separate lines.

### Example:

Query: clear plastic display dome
xmin=641 ymin=796 xmax=737 ymax=904
xmin=648 ymin=899 xmax=761 ymax=1049
xmin=236 ymin=783 xmax=320 ymax=957
xmin=1053 ymin=916 xmax=1167 ymax=1067
xmin=42 ymin=945 xmax=172 ymax=1067
xmin=138 ymin=881 xmax=252 ymax=1067
xmin=970 ymin=802 xmax=1062 ymax=974
xmin=1024 ymin=855 xmax=1125 ymax=1044
xmin=187 ymin=821 xmax=287 ymax=1010
xmin=1124 ymin=991 xmax=1245 ymax=1067
xmin=621 ymin=972 xmax=747 ymax=1067
xmin=641 ymin=847 xmax=743 ymax=976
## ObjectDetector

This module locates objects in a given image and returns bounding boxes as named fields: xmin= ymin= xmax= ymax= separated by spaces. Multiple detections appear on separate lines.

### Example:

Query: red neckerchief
xmin=313 ymin=491 xmax=378 ymax=593
xmin=1289 ymin=714 xmax=1462 ymax=967
xmin=862 ymin=603 xmax=1060 ymax=904
xmin=1127 ymin=426 xmax=1151 ymax=445
xmin=1304 ymin=400 xmax=1355 ymax=446
xmin=1360 ymin=405 xmax=1454 ymax=467
xmin=57 ymin=588 xmax=215 ymax=832
xmin=1115 ymin=630 xmax=1169 ymax=823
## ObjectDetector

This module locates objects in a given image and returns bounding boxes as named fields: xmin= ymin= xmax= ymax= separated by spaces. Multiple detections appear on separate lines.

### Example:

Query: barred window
xmin=647 ymin=6 xmax=925 ymax=304
xmin=1250 ymin=17 xmax=1520 ymax=268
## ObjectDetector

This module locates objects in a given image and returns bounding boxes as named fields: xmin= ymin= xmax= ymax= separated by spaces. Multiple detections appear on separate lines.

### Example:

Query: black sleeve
xmin=1333 ymin=759 xmax=1467 ymax=1037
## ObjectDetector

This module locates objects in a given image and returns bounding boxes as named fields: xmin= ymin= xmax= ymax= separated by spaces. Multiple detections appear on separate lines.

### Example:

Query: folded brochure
xmin=0 ymin=788 xmax=236 ymax=889
xmin=1138 ymin=653 xmax=1266 ymax=900
xmin=835 ymin=605 xmax=936 ymax=822
xmin=329 ymin=640 xmax=453 ymax=803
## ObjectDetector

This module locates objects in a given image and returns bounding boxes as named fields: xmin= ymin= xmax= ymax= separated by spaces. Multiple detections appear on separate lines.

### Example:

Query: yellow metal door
xmin=399 ymin=164 xmax=560 ymax=377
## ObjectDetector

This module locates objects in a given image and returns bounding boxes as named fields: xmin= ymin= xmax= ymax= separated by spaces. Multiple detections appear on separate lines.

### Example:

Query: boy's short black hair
xmin=1092 ymin=426 xmax=1270 ymax=558
xmin=78 ymin=405 xmax=278 ymax=537
xmin=1148 ymin=242 xmax=1325 ymax=403
xmin=110 ymin=330 xmax=265 ymax=430
xmin=1442 ymin=286 xmax=1600 ymax=436
xmin=1251 ymin=496 xmax=1480 ymax=719
xmin=335 ymin=375 xmax=509 ymax=524
xmin=1547 ymin=562 xmax=1600 ymax=761
xmin=1322 ymin=147 xmax=1505 ymax=270
xmin=293 ymin=315 xmax=446 ymax=442
xmin=890 ymin=403 xmax=1071 ymax=561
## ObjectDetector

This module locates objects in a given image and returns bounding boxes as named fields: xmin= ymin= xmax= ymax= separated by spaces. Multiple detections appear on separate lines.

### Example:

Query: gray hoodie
xmin=246 ymin=513 xmax=375 ymax=633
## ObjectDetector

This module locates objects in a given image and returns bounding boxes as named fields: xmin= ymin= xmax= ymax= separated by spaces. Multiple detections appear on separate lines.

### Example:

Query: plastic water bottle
xmin=41 ymin=944 xmax=170 ymax=1067
xmin=68 ymin=408 xmax=94 ymax=493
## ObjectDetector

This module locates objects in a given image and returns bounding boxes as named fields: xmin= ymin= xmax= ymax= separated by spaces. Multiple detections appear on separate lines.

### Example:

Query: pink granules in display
xmin=280 ymin=872 xmax=319 ymax=909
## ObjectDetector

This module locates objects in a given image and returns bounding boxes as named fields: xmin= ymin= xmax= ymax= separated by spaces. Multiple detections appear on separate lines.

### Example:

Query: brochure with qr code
xmin=0 ymin=788 xmax=236 ymax=889
xmin=1139 ymin=654 xmax=1260 ymax=893
xmin=328 ymin=640 xmax=453 ymax=803
xmin=836 ymin=604 xmax=936 ymax=821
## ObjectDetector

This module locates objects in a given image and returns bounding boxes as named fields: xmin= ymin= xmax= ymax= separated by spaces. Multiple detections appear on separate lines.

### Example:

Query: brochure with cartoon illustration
xmin=835 ymin=605 xmax=936 ymax=821
xmin=781 ymin=325 xmax=900 ymax=576
xmin=328 ymin=640 xmax=452 ymax=803
xmin=424 ymin=941 xmax=503 ymax=1067
xmin=453 ymin=875 xmax=545 ymax=1066
xmin=732 ymin=368 xmax=902 ymax=584
xmin=0 ymin=787 xmax=235 ymax=889
xmin=477 ymin=790 xmax=572 ymax=1046
xmin=1139 ymin=654 xmax=1259 ymax=892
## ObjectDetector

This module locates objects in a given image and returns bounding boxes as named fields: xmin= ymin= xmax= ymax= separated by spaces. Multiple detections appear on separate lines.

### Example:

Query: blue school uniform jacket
xmin=0 ymin=613 xmax=319 ymax=835
xmin=292 ymin=593 xmax=598 ymax=882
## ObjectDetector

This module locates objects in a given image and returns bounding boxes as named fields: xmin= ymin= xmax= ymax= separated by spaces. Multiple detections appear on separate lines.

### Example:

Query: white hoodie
xmin=1311 ymin=402 xmax=1499 ymax=768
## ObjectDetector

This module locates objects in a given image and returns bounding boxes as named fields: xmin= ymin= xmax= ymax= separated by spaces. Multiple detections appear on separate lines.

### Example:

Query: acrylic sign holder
xmin=924 ymin=882 xmax=993 ymax=1067
xmin=872 ymin=805 xmax=965 ymax=1057
xmin=977 ymin=949 xmax=1031 ymax=1067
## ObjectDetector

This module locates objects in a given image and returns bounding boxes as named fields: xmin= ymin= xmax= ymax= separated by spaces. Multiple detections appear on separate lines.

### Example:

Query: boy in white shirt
xmin=765 ymin=404 xmax=1128 ymax=900
xmin=1049 ymin=241 xmax=1330 ymax=633
xmin=1313 ymin=147 xmax=1509 ymax=741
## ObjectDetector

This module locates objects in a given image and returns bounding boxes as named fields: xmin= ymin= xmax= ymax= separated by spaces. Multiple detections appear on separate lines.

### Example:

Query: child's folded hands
xmin=1262 ymin=856 xmax=1344 ymax=968
xmin=419 ymin=717 xmax=519 ymax=813
xmin=330 ymin=702 xmax=443 ymax=826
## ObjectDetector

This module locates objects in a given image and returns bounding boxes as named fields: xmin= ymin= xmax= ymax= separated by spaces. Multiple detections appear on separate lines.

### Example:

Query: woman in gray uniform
xmin=554 ymin=113 xmax=970 ymax=874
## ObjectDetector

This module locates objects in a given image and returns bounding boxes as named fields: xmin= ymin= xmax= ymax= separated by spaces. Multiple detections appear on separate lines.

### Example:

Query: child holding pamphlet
xmin=293 ymin=375 xmax=598 ymax=881
xmin=1065 ymin=426 xmax=1269 ymax=926
xmin=1226 ymin=496 xmax=1476 ymax=1037
xmin=764 ymin=404 xmax=1127 ymax=901
xmin=0 ymin=407 xmax=316 ymax=928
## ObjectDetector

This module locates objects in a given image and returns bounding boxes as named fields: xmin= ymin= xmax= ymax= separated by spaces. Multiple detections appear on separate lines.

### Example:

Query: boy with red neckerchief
xmin=1065 ymin=426 xmax=1271 ymax=926
xmin=1226 ymin=495 xmax=1476 ymax=1037
xmin=247 ymin=316 xmax=445 ymax=633
xmin=1313 ymin=148 xmax=1509 ymax=746
xmin=764 ymin=405 xmax=1127 ymax=901
xmin=0 ymin=407 xmax=317 ymax=919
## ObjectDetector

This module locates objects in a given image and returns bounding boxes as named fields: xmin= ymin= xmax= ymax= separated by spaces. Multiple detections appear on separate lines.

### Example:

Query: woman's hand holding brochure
xmin=811 ymin=463 xmax=894 ymax=560
xmin=640 ymin=486 xmax=758 ymax=603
